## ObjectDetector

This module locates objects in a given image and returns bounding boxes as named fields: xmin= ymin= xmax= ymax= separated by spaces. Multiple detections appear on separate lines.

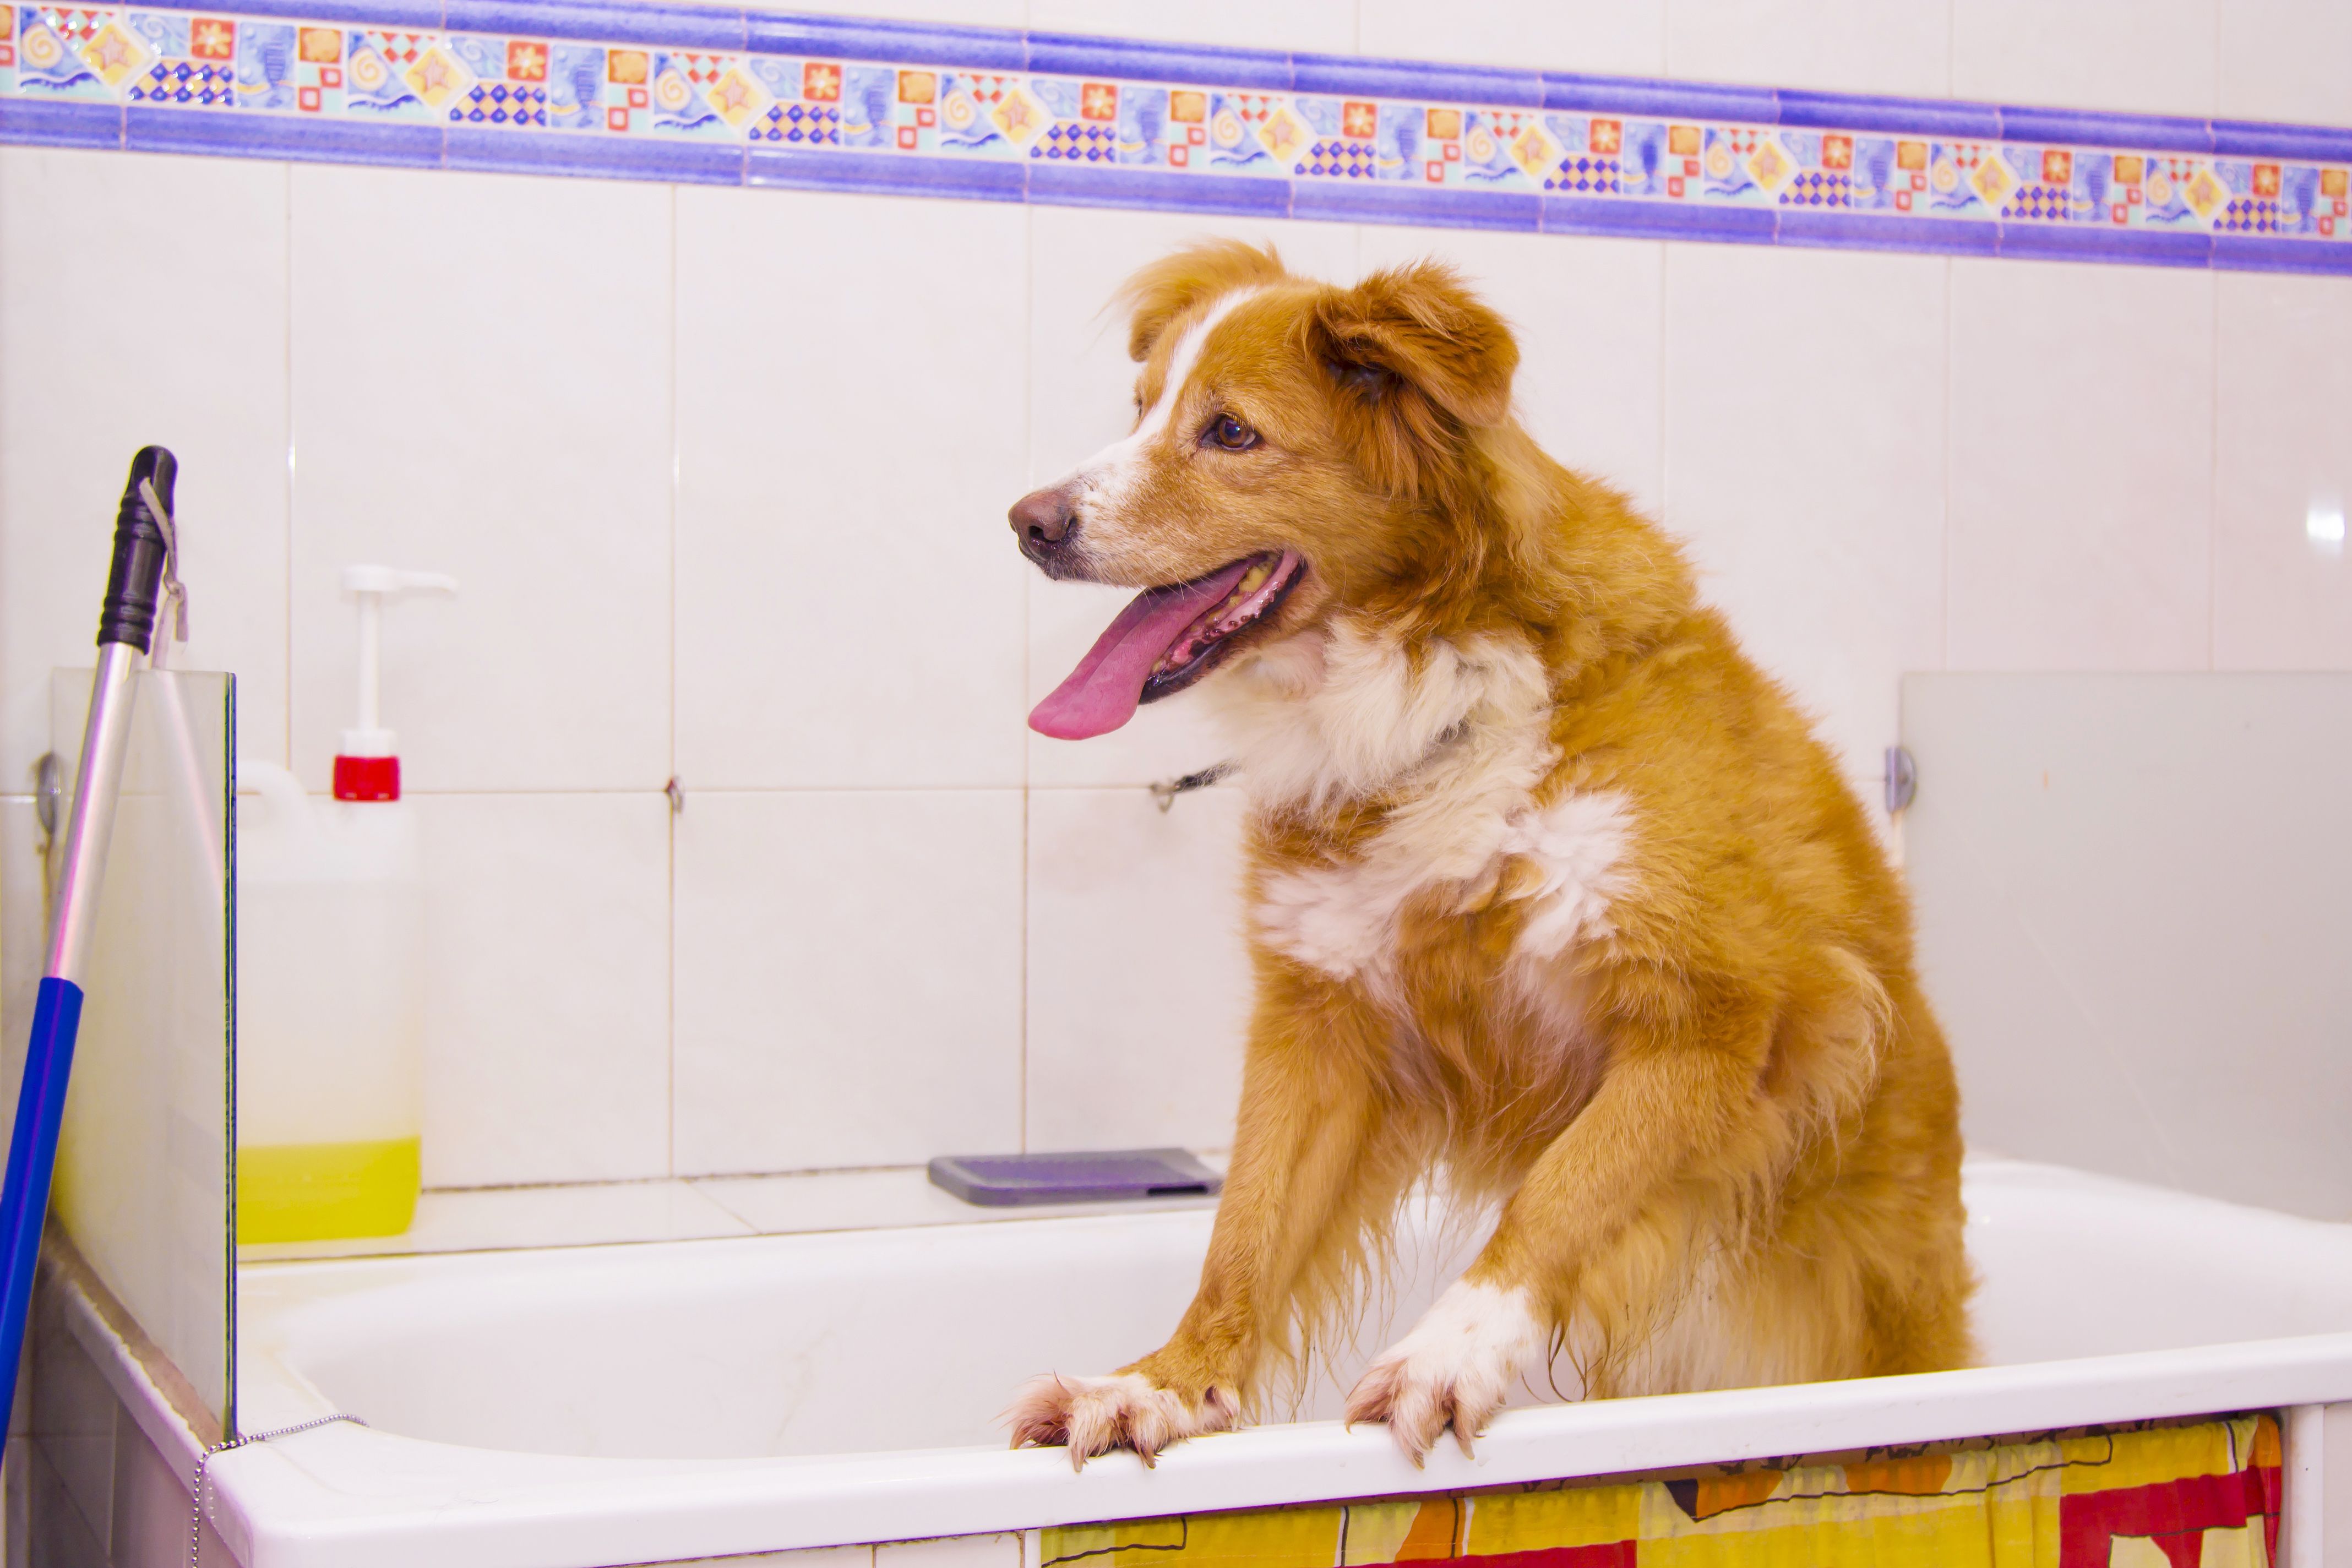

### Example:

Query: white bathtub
xmin=203 ymin=1158 xmax=2352 ymax=1568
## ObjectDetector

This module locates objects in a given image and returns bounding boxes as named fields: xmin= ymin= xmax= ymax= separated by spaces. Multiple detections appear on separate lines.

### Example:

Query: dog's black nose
xmin=1010 ymin=486 xmax=1076 ymax=551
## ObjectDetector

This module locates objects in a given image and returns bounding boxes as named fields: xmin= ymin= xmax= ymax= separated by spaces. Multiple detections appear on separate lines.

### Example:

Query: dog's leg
xmin=1346 ymin=1012 xmax=1766 ymax=1463
xmin=1009 ymin=978 xmax=1393 ymax=1468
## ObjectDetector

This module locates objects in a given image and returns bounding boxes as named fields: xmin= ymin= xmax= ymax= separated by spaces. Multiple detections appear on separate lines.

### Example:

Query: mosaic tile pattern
xmin=3 ymin=2 xmax=2349 ymax=272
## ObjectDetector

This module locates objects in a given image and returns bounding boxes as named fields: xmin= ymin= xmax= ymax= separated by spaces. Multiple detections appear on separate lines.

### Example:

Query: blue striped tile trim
xmin=3 ymin=3 xmax=2348 ymax=276
xmin=0 ymin=96 xmax=124 ymax=148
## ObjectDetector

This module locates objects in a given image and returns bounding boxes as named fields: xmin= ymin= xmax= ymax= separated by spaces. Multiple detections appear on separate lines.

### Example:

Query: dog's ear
xmin=1116 ymin=241 xmax=1287 ymax=363
xmin=1312 ymin=261 xmax=1518 ymax=442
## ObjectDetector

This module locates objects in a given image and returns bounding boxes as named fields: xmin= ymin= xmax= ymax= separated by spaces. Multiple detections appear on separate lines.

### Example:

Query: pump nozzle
xmin=336 ymin=565 xmax=457 ymax=802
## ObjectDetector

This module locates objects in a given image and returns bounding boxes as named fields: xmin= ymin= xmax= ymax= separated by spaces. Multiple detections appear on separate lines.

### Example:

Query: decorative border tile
xmin=5 ymin=1 xmax=2350 ymax=273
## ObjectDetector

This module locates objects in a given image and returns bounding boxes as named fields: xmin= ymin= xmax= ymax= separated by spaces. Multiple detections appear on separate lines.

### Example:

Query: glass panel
xmin=1900 ymin=672 xmax=2352 ymax=1221
xmin=46 ymin=667 xmax=235 ymax=1434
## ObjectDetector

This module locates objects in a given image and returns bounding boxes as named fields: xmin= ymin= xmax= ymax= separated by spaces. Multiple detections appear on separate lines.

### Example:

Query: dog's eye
xmin=1207 ymin=414 xmax=1260 ymax=451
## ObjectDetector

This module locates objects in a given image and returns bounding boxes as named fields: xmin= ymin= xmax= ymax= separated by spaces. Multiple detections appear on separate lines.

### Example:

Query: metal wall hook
xmin=1885 ymin=746 xmax=1917 ymax=814
xmin=33 ymin=753 xmax=61 ymax=839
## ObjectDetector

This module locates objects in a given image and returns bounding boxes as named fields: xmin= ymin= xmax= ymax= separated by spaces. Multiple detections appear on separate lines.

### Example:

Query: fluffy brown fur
xmin=1004 ymin=241 xmax=1972 ymax=1468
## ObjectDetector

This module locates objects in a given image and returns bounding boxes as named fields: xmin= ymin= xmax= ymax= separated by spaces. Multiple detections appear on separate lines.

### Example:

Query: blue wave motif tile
xmin=0 ymin=0 xmax=2345 ymax=276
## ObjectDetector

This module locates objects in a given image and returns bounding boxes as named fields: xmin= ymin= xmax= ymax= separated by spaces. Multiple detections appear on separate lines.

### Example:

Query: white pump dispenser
xmin=236 ymin=564 xmax=455 ymax=1244
xmin=334 ymin=565 xmax=456 ymax=799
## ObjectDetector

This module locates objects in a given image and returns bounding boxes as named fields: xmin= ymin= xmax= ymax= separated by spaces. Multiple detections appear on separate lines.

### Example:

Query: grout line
xmin=313 ymin=783 xmax=1103 ymax=796
xmin=666 ymin=178 xmax=680 ymax=1178
xmin=1942 ymin=253 xmax=1954 ymax=671
xmin=282 ymin=159 xmax=296 ymax=772
xmin=424 ymin=1161 xmax=927 ymax=1195
xmin=1945 ymin=0 xmax=1956 ymax=99
xmin=1655 ymin=239 xmax=1668 ymax=517
xmin=1017 ymin=199 xmax=1033 ymax=1156
xmin=2207 ymin=267 xmax=2219 ymax=671
xmin=1656 ymin=241 xmax=1670 ymax=526
xmin=2210 ymin=0 xmax=2220 ymax=122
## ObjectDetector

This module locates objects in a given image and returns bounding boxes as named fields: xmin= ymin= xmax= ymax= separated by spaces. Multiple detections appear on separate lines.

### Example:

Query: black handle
xmin=97 ymin=446 xmax=175 ymax=653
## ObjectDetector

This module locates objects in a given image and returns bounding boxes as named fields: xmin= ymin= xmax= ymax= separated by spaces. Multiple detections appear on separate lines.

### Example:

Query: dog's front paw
xmin=1345 ymin=1280 xmax=1547 ymax=1464
xmin=1006 ymin=1371 xmax=1239 ymax=1469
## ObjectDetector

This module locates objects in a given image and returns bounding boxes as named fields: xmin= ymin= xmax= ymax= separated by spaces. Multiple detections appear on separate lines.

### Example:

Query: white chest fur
xmin=1253 ymin=787 xmax=1632 ymax=986
xmin=1224 ymin=622 xmax=1633 ymax=990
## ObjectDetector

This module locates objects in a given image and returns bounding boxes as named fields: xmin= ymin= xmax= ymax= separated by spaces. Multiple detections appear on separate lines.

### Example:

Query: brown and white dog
xmin=1004 ymin=241 xmax=1972 ymax=1468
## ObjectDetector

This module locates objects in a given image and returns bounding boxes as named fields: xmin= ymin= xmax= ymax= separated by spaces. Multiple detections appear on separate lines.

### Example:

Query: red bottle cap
xmin=333 ymin=755 xmax=401 ymax=802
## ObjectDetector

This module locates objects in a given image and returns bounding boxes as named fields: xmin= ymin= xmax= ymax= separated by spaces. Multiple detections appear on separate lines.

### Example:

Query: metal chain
xmin=1148 ymin=760 xmax=1233 ymax=812
xmin=188 ymin=1413 xmax=367 ymax=1568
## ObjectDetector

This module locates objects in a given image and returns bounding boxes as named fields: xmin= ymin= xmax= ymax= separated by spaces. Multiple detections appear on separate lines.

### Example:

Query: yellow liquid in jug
xmin=238 ymin=1137 xmax=421 ymax=1243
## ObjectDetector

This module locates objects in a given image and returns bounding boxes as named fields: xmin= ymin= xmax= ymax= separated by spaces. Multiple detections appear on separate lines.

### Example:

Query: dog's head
xmin=1014 ymin=241 xmax=1520 ymax=739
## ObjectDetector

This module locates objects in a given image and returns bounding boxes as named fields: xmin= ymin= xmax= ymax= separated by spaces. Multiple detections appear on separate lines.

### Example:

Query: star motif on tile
xmin=709 ymin=72 xmax=749 ymax=112
xmin=1257 ymin=105 xmax=1305 ymax=159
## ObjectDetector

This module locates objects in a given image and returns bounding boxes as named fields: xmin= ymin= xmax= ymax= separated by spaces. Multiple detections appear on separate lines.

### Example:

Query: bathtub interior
xmin=235 ymin=1159 xmax=2352 ymax=1465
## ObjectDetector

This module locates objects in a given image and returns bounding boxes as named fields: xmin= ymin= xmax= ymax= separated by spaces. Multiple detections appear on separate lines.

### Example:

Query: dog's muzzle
xmin=1010 ymin=484 xmax=1082 ymax=574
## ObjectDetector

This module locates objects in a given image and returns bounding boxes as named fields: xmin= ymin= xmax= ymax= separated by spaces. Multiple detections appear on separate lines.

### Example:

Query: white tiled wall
xmin=672 ymin=789 xmax=1025 ymax=1174
xmin=1 ymin=0 xmax=2348 ymax=1195
xmin=287 ymin=163 xmax=678 ymax=796
xmin=1945 ymin=259 xmax=2217 ymax=671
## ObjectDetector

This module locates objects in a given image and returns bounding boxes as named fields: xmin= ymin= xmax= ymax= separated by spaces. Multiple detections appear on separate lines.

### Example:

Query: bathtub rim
xmin=195 ymin=1327 xmax=2352 ymax=1568
xmin=190 ymin=1156 xmax=2352 ymax=1567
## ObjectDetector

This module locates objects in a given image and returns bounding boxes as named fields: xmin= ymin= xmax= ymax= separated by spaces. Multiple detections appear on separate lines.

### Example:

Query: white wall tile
xmin=2218 ymin=0 xmax=2352 ymax=125
xmin=672 ymin=790 xmax=1022 ymax=1175
xmin=287 ymin=165 xmax=673 ymax=794
xmin=1026 ymin=787 xmax=1250 ymax=1153
xmin=1662 ymin=243 xmax=1946 ymax=775
xmin=106 ymin=1410 xmax=193 ymax=1568
xmin=1359 ymin=0 xmax=1666 ymax=78
xmin=0 ymin=149 xmax=290 ymax=786
xmin=25 ymin=1441 xmax=107 ymax=1568
xmin=412 ymin=792 xmax=672 ymax=1186
xmin=1667 ymin=0 xmax=1950 ymax=97
xmin=1360 ymin=226 xmax=1664 ymax=515
xmin=675 ymin=187 xmax=1030 ymax=791
xmin=2214 ymin=273 xmax=2352 ymax=670
xmin=28 ymin=1311 xmax=113 ymax=1549
xmin=1025 ymin=205 xmax=1357 ymax=790
xmin=1025 ymin=0 xmax=1354 ymax=56
xmin=1946 ymin=259 xmax=2214 ymax=671
xmin=1951 ymin=0 xmax=2217 ymax=117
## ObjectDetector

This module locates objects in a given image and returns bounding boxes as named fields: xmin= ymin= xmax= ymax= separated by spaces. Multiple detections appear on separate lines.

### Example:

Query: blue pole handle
xmin=0 ymin=978 xmax=86 ymax=1456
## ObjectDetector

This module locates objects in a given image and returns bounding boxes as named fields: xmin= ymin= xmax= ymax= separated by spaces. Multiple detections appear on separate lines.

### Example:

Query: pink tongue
xmin=1030 ymin=560 xmax=1256 ymax=739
